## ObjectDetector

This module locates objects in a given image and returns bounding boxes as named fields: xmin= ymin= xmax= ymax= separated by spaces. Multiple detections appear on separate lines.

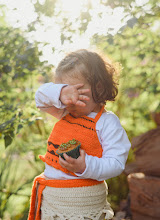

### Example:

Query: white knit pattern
xmin=41 ymin=182 xmax=114 ymax=220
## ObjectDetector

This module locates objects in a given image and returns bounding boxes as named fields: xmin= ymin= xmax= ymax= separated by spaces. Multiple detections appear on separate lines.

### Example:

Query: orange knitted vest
xmin=39 ymin=105 xmax=104 ymax=176
xmin=28 ymin=106 xmax=105 ymax=220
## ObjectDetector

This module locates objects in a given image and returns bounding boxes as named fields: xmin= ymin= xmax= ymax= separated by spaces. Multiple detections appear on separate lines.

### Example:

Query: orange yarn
xmin=39 ymin=105 xmax=104 ymax=177
xmin=28 ymin=106 xmax=105 ymax=219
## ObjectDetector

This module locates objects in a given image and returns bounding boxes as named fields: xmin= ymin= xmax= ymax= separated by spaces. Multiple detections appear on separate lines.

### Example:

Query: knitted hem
xmin=41 ymin=205 xmax=114 ymax=220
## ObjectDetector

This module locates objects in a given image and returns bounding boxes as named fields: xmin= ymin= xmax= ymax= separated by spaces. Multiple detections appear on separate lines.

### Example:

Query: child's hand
xmin=59 ymin=149 xmax=86 ymax=173
xmin=60 ymin=84 xmax=90 ymax=107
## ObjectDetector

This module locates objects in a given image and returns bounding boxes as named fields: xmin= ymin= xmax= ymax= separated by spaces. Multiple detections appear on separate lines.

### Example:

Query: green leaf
xmin=4 ymin=131 xmax=14 ymax=148
xmin=16 ymin=124 xmax=23 ymax=134
xmin=0 ymin=117 xmax=16 ymax=132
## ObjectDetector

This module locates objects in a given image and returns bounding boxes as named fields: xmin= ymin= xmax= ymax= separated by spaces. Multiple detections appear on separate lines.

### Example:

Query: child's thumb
xmin=80 ymin=149 xmax=86 ymax=157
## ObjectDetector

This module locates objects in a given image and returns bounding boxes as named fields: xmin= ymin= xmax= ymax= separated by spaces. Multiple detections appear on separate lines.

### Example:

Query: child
xmin=28 ymin=49 xmax=131 ymax=220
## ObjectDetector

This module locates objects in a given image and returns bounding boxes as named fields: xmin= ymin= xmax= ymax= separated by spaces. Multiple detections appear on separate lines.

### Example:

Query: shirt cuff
xmin=35 ymin=82 xmax=68 ymax=109
xmin=55 ymin=84 xmax=68 ymax=109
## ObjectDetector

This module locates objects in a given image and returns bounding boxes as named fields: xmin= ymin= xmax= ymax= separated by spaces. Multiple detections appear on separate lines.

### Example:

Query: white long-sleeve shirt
xmin=35 ymin=82 xmax=131 ymax=181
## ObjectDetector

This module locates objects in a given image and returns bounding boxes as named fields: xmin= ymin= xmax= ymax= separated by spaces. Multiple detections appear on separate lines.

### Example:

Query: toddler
xmin=28 ymin=49 xmax=131 ymax=220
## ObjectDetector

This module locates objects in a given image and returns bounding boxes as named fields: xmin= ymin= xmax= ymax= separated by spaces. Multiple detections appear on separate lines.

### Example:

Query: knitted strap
xmin=94 ymin=105 xmax=105 ymax=123
xmin=35 ymin=184 xmax=46 ymax=220
xmin=28 ymin=177 xmax=38 ymax=220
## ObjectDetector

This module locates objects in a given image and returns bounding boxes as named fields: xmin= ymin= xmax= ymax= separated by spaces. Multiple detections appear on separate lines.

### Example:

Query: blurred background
xmin=0 ymin=0 xmax=160 ymax=219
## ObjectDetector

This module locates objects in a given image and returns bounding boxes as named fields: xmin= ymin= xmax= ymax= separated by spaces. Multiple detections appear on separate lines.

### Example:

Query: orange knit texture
xmin=28 ymin=106 xmax=105 ymax=219
xmin=39 ymin=105 xmax=104 ymax=177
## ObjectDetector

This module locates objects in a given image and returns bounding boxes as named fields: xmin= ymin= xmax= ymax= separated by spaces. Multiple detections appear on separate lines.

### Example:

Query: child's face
xmin=55 ymin=73 xmax=101 ymax=117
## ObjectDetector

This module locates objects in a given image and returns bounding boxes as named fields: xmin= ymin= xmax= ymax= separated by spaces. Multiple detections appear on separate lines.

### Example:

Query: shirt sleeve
xmin=35 ymin=82 xmax=68 ymax=119
xmin=75 ymin=113 xmax=131 ymax=181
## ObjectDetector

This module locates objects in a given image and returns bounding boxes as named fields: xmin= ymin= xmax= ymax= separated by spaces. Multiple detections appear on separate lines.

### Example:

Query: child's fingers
xmin=74 ymin=95 xmax=90 ymax=107
xmin=65 ymin=99 xmax=73 ymax=105
xmin=74 ymin=84 xmax=84 ymax=89
xmin=59 ymin=154 xmax=76 ymax=169
xmin=71 ymin=96 xmax=78 ymax=105
xmin=79 ymin=149 xmax=86 ymax=157
xmin=74 ymin=84 xmax=90 ymax=95
xmin=78 ymin=88 xmax=90 ymax=94
xmin=59 ymin=152 xmax=86 ymax=173
xmin=63 ymin=153 xmax=75 ymax=164
xmin=79 ymin=95 xmax=90 ymax=101
xmin=75 ymin=100 xmax=86 ymax=107
xmin=59 ymin=156 xmax=69 ymax=167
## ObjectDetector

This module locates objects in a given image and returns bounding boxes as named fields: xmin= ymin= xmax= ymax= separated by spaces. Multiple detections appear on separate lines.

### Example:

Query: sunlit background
xmin=0 ymin=0 xmax=148 ymax=65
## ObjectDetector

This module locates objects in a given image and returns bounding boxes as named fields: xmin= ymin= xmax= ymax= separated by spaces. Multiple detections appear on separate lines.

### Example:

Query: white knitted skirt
xmin=41 ymin=181 xmax=114 ymax=220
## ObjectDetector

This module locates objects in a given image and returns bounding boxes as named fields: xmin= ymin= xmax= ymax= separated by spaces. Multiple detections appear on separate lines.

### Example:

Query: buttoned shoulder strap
xmin=94 ymin=105 xmax=105 ymax=123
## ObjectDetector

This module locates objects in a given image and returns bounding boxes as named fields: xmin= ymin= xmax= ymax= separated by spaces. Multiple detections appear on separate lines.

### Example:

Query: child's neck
xmin=92 ymin=104 xmax=105 ymax=113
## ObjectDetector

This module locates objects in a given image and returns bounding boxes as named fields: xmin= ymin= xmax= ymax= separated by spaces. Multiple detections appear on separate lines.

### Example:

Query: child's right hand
xmin=60 ymin=84 xmax=90 ymax=107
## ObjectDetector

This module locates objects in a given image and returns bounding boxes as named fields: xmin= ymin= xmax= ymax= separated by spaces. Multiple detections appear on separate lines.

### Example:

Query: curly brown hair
xmin=55 ymin=49 xmax=119 ymax=104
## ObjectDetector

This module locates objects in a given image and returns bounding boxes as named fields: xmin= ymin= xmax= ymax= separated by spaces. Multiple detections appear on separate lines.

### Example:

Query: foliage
xmin=0 ymin=5 xmax=53 ymax=218
xmin=92 ymin=0 xmax=160 ymax=138
xmin=0 ymin=24 xmax=49 ymax=147
xmin=34 ymin=0 xmax=57 ymax=17
xmin=94 ymin=0 xmax=160 ymax=209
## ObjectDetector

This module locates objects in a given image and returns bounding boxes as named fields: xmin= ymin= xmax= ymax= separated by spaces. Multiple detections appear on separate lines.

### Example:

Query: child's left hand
xmin=59 ymin=149 xmax=86 ymax=173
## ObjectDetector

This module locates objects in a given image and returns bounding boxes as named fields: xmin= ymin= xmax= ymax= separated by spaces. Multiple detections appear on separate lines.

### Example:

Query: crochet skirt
xmin=41 ymin=181 xmax=114 ymax=220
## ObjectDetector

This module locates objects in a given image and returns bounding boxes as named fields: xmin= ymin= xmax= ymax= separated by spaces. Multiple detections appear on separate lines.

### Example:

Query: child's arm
xmin=35 ymin=83 xmax=67 ymax=119
xmin=35 ymin=82 xmax=90 ymax=119
xmin=59 ymin=113 xmax=131 ymax=181
xmin=78 ymin=114 xmax=131 ymax=181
